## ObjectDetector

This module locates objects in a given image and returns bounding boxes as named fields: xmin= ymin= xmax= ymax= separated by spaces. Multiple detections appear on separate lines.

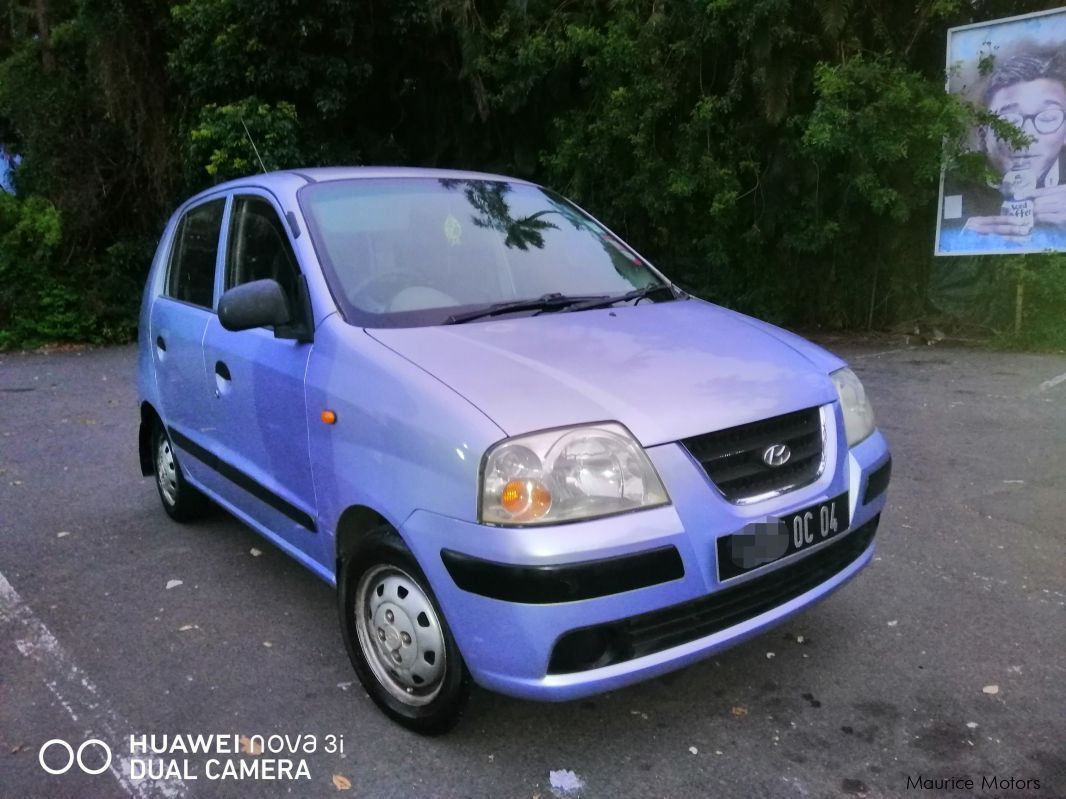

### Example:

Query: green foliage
xmin=188 ymin=99 xmax=303 ymax=182
xmin=0 ymin=193 xmax=86 ymax=348
xmin=84 ymin=238 xmax=157 ymax=343
xmin=0 ymin=192 xmax=153 ymax=347
xmin=1001 ymin=255 xmax=1066 ymax=350
xmin=0 ymin=0 xmax=1062 ymax=348
xmin=929 ymin=252 xmax=1066 ymax=350
xmin=168 ymin=0 xmax=454 ymax=174
xmin=449 ymin=1 xmax=983 ymax=327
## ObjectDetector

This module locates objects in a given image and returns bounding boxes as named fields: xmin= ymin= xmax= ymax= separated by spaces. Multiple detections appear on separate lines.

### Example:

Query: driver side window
xmin=225 ymin=196 xmax=301 ymax=307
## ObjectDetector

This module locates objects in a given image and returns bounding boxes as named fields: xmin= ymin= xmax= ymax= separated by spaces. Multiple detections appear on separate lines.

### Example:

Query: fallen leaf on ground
xmin=983 ymin=685 xmax=999 ymax=695
xmin=263 ymin=641 xmax=273 ymax=648
xmin=178 ymin=624 xmax=198 ymax=632
xmin=688 ymin=746 xmax=698 ymax=755
xmin=57 ymin=531 xmax=70 ymax=538
xmin=766 ymin=652 xmax=775 ymax=659
xmin=250 ymin=548 xmax=262 ymax=557
xmin=730 ymin=705 xmax=748 ymax=717
xmin=165 ymin=579 xmax=183 ymax=590
xmin=239 ymin=736 xmax=263 ymax=756
xmin=332 ymin=774 xmax=352 ymax=790
xmin=887 ymin=620 xmax=899 ymax=627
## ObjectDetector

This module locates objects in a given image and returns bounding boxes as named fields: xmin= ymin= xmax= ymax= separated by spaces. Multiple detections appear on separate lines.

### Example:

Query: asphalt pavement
xmin=0 ymin=340 xmax=1063 ymax=799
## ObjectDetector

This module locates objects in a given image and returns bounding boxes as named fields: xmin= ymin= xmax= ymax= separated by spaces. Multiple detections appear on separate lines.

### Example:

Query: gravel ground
xmin=0 ymin=340 xmax=1063 ymax=799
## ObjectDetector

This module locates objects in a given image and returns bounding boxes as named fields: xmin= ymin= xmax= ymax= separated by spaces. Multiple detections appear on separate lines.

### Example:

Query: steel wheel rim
xmin=156 ymin=436 xmax=179 ymax=507
xmin=355 ymin=564 xmax=447 ymax=706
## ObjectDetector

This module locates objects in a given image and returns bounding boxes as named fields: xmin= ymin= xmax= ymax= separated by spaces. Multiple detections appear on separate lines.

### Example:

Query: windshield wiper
xmin=563 ymin=283 xmax=681 ymax=313
xmin=443 ymin=293 xmax=607 ymax=325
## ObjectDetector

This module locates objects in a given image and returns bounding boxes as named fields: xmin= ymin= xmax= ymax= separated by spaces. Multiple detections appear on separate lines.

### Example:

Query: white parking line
xmin=0 ymin=570 xmax=189 ymax=798
xmin=1038 ymin=371 xmax=1066 ymax=392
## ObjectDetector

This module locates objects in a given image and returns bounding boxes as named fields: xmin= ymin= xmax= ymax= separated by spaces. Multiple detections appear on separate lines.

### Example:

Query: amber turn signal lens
xmin=501 ymin=480 xmax=523 ymax=510
xmin=500 ymin=479 xmax=551 ymax=520
xmin=321 ymin=410 xmax=337 ymax=425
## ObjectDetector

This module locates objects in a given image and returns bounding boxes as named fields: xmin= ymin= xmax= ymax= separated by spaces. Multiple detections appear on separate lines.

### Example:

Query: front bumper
xmin=401 ymin=425 xmax=891 ymax=701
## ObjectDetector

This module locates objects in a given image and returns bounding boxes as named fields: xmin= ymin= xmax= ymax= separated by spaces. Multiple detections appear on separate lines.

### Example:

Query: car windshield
xmin=297 ymin=177 xmax=669 ymax=327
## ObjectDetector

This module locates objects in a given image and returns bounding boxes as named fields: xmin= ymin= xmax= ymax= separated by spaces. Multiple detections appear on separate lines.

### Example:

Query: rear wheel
xmin=339 ymin=529 xmax=469 ymax=734
xmin=153 ymin=425 xmax=208 ymax=522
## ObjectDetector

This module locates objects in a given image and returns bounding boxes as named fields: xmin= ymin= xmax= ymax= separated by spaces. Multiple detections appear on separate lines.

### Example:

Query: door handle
xmin=156 ymin=335 xmax=166 ymax=352
xmin=213 ymin=361 xmax=232 ymax=398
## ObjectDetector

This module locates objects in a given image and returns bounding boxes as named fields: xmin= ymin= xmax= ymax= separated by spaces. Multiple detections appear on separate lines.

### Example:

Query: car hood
xmin=367 ymin=299 xmax=844 ymax=446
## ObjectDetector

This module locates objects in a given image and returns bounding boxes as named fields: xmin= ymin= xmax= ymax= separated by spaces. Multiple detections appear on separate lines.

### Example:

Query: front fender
xmin=306 ymin=317 xmax=506 ymax=562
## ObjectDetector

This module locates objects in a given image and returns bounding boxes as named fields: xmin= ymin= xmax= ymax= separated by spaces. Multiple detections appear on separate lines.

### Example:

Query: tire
xmin=152 ymin=424 xmax=209 ymax=522
xmin=338 ymin=528 xmax=470 ymax=735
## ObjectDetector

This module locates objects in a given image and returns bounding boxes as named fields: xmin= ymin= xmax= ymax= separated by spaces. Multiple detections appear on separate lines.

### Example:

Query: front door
xmin=201 ymin=193 xmax=318 ymax=562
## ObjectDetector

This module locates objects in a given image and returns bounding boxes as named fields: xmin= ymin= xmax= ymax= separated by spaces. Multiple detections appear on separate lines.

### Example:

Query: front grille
xmin=547 ymin=515 xmax=878 ymax=674
xmin=682 ymin=407 xmax=824 ymax=502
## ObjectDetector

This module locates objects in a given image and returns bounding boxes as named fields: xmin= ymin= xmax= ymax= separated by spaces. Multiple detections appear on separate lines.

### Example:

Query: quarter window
xmin=166 ymin=199 xmax=225 ymax=308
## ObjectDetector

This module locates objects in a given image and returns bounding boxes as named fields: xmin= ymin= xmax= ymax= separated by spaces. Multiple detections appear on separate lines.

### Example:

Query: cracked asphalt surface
xmin=1 ymin=341 xmax=1064 ymax=799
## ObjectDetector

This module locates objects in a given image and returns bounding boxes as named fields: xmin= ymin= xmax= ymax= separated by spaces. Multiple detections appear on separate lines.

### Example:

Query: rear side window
xmin=166 ymin=199 xmax=225 ymax=308
xmin=225 ymin=196 xmax=301 ymax=306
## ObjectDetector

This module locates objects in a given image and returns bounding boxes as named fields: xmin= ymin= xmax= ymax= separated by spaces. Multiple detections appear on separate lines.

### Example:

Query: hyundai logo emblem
xmin=762 ymin=443 xmax=791 ymax=467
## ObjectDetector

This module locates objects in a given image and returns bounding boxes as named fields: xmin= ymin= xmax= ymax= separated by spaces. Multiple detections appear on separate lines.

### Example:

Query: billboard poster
xmin=937 ymin=7 xmax=1066 ymax=255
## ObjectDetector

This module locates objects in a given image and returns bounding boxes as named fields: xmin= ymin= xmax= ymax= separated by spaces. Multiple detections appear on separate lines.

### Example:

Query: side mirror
xmin=218 ymin=279 xmax=292 ymax=332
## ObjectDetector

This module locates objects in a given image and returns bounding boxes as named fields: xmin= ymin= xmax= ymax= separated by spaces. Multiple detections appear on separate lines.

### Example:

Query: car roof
xmin=182 ymin=166 xmax=537 ymax=207
xmin=285 ymin=166 xmax=532 ymax=184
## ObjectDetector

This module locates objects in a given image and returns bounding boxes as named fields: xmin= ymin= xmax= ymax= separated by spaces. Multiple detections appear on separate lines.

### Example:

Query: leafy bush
xmin=0 ymin=194 xmax=155 ymax=348
xmin=187 ymin=99 xmax=304 ymax=183
xmin=84 ymin=239 xmax=157 ymax=344
xmin=0 ymin=193 xmax=83 ymax=348
xmin=0 ymin=0 xmax=1062 ymax=349
xmin=930 ymin=254 xmax=1066 ymax=350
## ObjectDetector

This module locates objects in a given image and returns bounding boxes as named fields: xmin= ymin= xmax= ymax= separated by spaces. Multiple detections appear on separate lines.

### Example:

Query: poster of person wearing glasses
xmin=937 ymin=7 xmax=1066 ymax=255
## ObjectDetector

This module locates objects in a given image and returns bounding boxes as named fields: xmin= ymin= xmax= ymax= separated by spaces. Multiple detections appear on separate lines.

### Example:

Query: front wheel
xmin=339 ymin=530 xmax=469 ymax=734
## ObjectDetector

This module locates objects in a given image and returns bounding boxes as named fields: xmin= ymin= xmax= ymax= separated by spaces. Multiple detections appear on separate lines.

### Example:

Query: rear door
xmin=201 ymin=193 xmax=318 ymax=560
xmin=150 ymin=197 xmax=227 ymax=490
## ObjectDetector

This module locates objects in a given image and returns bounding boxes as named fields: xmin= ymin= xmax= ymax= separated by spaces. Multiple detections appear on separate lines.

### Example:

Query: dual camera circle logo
xmin=38 ymin=738 xmax=112 ymax=775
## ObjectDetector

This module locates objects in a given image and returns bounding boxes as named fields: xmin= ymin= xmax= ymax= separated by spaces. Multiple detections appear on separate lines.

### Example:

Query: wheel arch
xmin=139 ymin=401 xmax=164 ymax=476
xmin=335 ymin=504 xmax=398 ymax=574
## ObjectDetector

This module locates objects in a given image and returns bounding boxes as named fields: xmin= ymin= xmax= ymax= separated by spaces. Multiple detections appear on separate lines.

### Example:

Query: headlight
xmin=831 ymin=367 xmax=876 ymax=447
xmin=479 ymin=423 xmax=669 ymax=526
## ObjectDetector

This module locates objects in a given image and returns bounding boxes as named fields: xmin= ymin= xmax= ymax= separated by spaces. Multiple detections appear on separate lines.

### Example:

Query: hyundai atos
xmin=137 ymin=167 xmax=891 ymax=733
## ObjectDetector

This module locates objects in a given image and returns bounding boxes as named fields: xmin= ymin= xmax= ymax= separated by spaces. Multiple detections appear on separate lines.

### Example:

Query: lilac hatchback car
xmin=138 ymin=167 xmax=891 ymax=733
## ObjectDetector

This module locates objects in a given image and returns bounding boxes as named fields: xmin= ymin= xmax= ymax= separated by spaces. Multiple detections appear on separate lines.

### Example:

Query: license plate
xmin=716 ymin=493 xmax=849 ymax=581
